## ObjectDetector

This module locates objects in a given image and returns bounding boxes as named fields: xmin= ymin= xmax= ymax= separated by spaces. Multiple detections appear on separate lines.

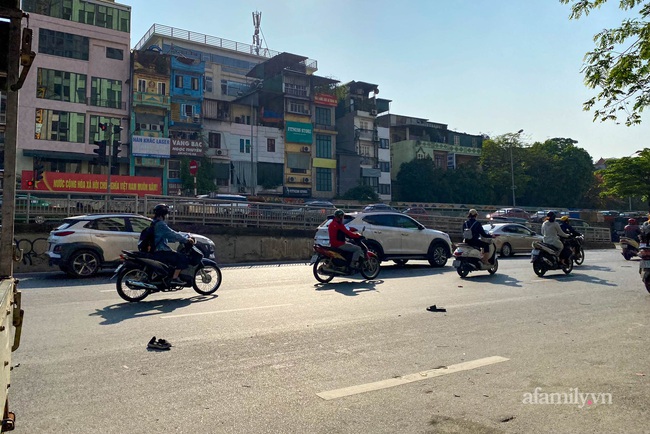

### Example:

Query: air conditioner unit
xmin=370 ymin=109 xmax=377 ymax=116
xmin=288 ymin=176 xmax=296 ymax=183
xmin=193 ymin=115 xmax=200 ymax=123
xmin=216 ymin=149 xmax=223 ymax=156
xmin=150 ymin=125 xmax=160 ymax=131
xmin=301 ymin=146 xmax=310 ymax=153
xmin=302 ymin=177 xmax=310 ymax=184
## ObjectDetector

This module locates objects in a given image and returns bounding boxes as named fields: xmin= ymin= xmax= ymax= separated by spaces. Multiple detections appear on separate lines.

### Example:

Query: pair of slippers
xmin=147 ymin=336 xmax=172 ymax=350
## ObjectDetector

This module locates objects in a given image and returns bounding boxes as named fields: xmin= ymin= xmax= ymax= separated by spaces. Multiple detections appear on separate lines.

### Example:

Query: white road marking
xmin=99 ymin=289 xmax=114 ymax=293
xmin=161 ymin=303 xmax=293 ymax=319
xmin=316 ymin=355 xmax=509 ymax=400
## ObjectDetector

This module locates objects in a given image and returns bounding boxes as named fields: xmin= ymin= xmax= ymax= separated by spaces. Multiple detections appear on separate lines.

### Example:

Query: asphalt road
xmin=8 ymin=249 xmax=650 ymax=433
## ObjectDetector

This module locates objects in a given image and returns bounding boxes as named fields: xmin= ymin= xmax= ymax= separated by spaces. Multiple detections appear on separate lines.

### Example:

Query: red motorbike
xmin=311 ymin=236 xmax=380 ymax=283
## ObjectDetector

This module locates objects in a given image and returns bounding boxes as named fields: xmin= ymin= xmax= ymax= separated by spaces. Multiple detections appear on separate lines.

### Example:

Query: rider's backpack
xmin=138 ymin=220 xmax=160 ymax=253
xmin=463 ymin=221 xmax=476 ymax=240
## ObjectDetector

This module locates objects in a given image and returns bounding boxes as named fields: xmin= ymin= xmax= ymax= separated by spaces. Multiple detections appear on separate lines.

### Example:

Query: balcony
xmin=133 ymin=91 xmax=171 ymax=108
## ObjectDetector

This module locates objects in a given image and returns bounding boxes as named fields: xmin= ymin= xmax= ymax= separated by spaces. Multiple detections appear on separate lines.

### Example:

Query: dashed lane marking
xmin=161 ymin=303 xmax=293 ymax=319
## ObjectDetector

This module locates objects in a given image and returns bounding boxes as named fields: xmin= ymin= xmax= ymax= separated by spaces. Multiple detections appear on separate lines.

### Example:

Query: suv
xmin=314 ymin=211 xmax=452 ymax=267
xmin=47 ymin=214 xmax=216 ymax=277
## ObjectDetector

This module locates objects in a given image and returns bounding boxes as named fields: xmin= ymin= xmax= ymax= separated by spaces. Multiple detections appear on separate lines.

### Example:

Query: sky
xmin=124 ymin=0 xmax=648 ymax=161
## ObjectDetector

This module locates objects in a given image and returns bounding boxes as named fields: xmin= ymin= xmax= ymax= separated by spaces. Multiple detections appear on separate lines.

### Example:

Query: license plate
xmin=640 ymin=260 xmax=650 ymax=268
xmin=310 ymin=254 xmax=318 ymax=264
xmin=452 ymin=260 xmax=461 ymax=268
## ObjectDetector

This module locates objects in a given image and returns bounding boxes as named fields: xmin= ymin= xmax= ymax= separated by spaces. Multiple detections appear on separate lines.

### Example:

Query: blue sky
xmin=125 ymin=0 xmax=646 ymax=160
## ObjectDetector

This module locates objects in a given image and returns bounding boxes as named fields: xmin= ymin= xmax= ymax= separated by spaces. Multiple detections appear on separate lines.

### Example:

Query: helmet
xmin=629 ymin=218 xmax=637 ymax=225
xmin=334 ymin=209 xmax=344 ymax=218
xmin=153 ymin=203 xmax=169 ymax=217
xmin=468 ymin=209 xmax=478 ymax=217
xmin=560 ymin=216 xmax=569 ymax=222
xmin=546 ymin=211 xmax=556 ymax=218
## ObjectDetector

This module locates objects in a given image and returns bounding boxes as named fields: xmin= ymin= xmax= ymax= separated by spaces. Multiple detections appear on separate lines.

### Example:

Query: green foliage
xmin=341 ymin=184 xmax=379 ymax=202
xmin=560 ymin=0 xmax=650 ymax=125
xmin=600 ymin=148 xmax=650 ymax=204
xmin=179 ymin=156 xmax=216 ymax=195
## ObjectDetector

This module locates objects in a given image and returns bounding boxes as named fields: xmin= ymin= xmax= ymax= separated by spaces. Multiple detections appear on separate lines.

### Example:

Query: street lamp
xmin=510 ymin=129 xmax=524 ymax=207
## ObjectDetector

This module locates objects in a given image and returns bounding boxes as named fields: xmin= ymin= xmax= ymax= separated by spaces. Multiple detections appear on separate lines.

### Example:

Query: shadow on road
xmin=89 ymin=294 xmax=218 ymax=325
xmin=561 ymin=272 xmax=618 ymax=287
xmin=16 ymin=272 xmax=115 ymax=289
xmin=456 ymin=273 xmax=523 ymax=288
xmin=574 ymin=264 xmax=614 ymax=272
xmin=314 ymin=279 xmax=382 ymax=296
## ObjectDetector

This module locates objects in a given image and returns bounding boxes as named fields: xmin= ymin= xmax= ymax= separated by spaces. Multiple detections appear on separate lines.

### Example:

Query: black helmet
xmin=153 ymin=203 xmax=169 ymax=217
xmin=334 ymin=209 xmax=344 ymax=218
xmin=546 ymin=211 xmax=556 ymax=218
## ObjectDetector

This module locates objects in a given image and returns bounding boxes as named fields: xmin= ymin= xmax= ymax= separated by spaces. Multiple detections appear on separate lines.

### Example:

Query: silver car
xmin=483 ymin=222 xmax=543 ymax=257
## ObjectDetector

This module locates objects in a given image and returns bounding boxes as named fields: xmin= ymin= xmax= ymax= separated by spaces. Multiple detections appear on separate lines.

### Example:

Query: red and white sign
xmin=21 ymin=171 xmax=162 ymax=197
xmin=314 ymin=93 xmax=338 ymax=107
xmin=189 ymin=160 xmax=198 ymax=176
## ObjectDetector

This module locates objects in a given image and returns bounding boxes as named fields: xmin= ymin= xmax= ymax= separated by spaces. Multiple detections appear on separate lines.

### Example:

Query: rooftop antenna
xmin=252 ymin=11 xmax=270 ymax=56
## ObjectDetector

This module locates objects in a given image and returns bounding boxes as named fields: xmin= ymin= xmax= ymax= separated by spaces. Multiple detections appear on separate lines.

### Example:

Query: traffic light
xmin=113 ymin=124 xmax=123 ymax=135
xmin=92 ymin=140 xmax=107 ymax=165
xmin=33 ymin=158 xmax=44 ymax=184
xmin=99 ymin=122 xmax=108 ymax=132
xmin=26 ymin=180 xmax=34 ymax=189
xmin=112 ymin=140 xmax=121 ymax=158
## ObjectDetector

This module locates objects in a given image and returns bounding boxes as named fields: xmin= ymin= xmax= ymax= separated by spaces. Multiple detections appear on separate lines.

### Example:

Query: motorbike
xmin=531 ymin=240 xmax=573 ymax=276
xmin=452 ymin=238 xmax=498 ymax=277
xmin=566 ymin=234 xmax=585 ymax=265
xmin=113 ymin=243 xmax=222 ymax=302
xmin=638 ymin=246 xmax=650 ymax=294
xmin=311 ymin=236 xmax=381 ymax=283
xmin=620 ymin=237 xmax=640 ymax=260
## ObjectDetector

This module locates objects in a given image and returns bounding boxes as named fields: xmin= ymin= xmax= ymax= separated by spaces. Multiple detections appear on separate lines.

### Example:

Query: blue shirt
xmin=153 ymin=218 xmax=188 ymax=252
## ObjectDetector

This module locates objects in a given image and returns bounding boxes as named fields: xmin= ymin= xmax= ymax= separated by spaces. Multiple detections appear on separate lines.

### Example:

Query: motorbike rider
xmin=624 ymin=218 xmax=641 ymax=243
xmin=462 ymin=209 xmax=493 ymax=264
xmin=151 ymin=203 xmax=195 ymax=285
xmin=328 ymin=209 xmax=363 ymax=268
xmin=541 ymin=211 xmax=571 ymax=265
xmin=559 ymin=216 xmax=582 ymax=237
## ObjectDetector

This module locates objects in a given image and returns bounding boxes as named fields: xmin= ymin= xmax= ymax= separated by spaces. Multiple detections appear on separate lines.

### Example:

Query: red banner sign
xmin=21 ymin=171 xmax=162 ymax=197
xmin=314 ymin=93 xmax=338 ymax=107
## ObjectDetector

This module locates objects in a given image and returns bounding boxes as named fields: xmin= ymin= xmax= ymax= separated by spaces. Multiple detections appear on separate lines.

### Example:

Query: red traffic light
xmin=99 ymin=123 xmax=107 ymax=131
xmin=26 ymin=180 xmax=34 ymax=188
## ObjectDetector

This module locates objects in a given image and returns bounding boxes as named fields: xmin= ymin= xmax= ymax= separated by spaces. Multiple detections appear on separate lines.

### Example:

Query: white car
xmin=47 ymin=214 xmax=216 ymax=277
xmin=314 ymin=211 xmax=452 ymax=267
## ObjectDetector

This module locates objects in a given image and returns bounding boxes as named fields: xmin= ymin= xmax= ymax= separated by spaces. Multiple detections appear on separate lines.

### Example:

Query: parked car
xmin=530 ymin=209 xmax=563 ymax=223
xmin=46 ymin=213 xmax=216 ymax=277
xmin=486 ymin=208 xmax=531 ymax=220
xmin=483 ymin=222 xmax=543 ymax=257
xmin=314 ymin=211 xmax=452 ymax=267
xmin=403 ymin=207 xmax=429 ymax=216
xmin=286 ymin=201 xmax=336 ymax=220
xmin=363 ymin=203 xmax=399 ymax=213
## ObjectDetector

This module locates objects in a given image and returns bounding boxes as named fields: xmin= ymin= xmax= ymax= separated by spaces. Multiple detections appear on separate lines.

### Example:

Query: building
xmin=17 ymin=0 xmax=137 ymax=193
xmin=377 ymin=114 xmax=483 ymax=183
xmin=335 ymin=81 xmax=391 ymax=199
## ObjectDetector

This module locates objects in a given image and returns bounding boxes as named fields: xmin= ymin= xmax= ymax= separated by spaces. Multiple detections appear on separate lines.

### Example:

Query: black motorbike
xmin=565 ymin=234 xmax=585 ymax=265
xmin=114 ymin=244 xmax=222 ymax=302
xmin=311 ymin=236 xmax=381 ymax=283
xmin=531 ymin=240 xmax=573 ymax=277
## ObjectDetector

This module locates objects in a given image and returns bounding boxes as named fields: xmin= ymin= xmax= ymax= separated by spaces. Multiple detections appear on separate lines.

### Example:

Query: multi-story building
xmin=335 ymin=81 xmax=391 ymax=198
xmin=243 ymin=52 xmax=338 ymax=199
xmin=377 ymin=114 xmax=483 ymax=183
xmin=18 ymin=0 xmax=133 ymax=190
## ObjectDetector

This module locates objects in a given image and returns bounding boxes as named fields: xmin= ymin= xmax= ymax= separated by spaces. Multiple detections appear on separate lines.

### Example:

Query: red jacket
xmin=328 ymin=219 xmax=360 ymax=248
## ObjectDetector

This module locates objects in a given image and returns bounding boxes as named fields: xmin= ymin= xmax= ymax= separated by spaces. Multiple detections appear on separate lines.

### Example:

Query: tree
xmin=480 ymin=134 xmax=529 ymax=205
xmin=180 ymin=156 xmax=216 ymax=195
xmin=561 ymin=0 xmax=650 ymax=125
xmin=394 ymin=157 xmax=438 ymax=202
xmin=340 ymin=184 xmax=379 ymax=202
xmin=599 ymin=148 xmax=650 ymax=205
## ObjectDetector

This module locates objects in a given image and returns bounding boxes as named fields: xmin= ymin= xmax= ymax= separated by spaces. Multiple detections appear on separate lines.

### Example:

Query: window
xmin=360 ymin=120 xmax=369 ymax=130
xmin=90 ymin=217 xmax=127 ymax=232
xmin=34 ymin=109 xmax=85 ymax=143
xmin=240 ymin=138 xmax=250 ymax=153
xmin=316 ymin=134 xmax=331 ymax=158
xmin=129 ymin=217 xmax=151 ymax=234
xmin=106 ymin=47 xmax=123 ymax=60
xmin=220 ymin=79 xmax=248 ymax=97
xmin=182 ymin=104 xmax=194 ymax=118
xmin=453 ymin=135 xmax=460 ymax=146
xmin=175 ymin=75 xmax=183 ymax=88
xmin=208 ymin=132 xmax=221 ymax=149
xmin=26 ymin=0 xmax=131 ymax=32
xmin=157 ymin=82 xmax=166 ymax=95
xmin=315 ymin=107 xmax=331 ymax=126
xmin=316 ymin=168 xmax=332 ymax=192
xmin=379 ymin=138 xmax=389 ymax=149
xmin=287 ymin=153 xmax=310 ymax=170
xmin=137 ymin=79 xmax=146 ymax=92
xmin=204 ymin=76 xmax=213 ymax=93
xmin=267 ymin=138 xmax=275 ymax=152
xmin=36 ymin=68 xmax=86 ymax=103
xmin=288 ymin=100 xmax=308 ymax=115
xmin=434 ymin=155 xmax=445 ymax=168
xmin=379 ymin=162 xmax=390 ymax=172
xmin=90 ymin=77 xmax=122 ymax=109
xmin=395 ymin=215 xmax=419 ymax=229
xmin=168 ymin=159 xmax=181 ymax=179
xmin=191 ymin=77 xmax=199 ymax=91
xmin=38 ymin=28 xmax=89 ymax=60
xmin=89 ymin=115 xmax=121 ymax=142
xmin=378 ymin=184 xmax=391 ymax=195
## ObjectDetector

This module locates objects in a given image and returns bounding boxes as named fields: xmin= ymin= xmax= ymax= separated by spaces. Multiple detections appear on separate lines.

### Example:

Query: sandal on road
xmin=147 ymin=336 xmax=171 ymax=351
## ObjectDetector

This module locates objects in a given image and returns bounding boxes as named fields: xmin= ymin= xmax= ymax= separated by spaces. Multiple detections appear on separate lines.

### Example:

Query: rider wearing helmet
xmin=328 ymin=209 xmax=363 ymax=268
xmin=152 ymin=203 xmax=195 ymax=285
xmin=624 ymin=217 xmax=641 ymax=242
xmin=559 ymin=215 xmax=582 ymax=237
xmin=541 ymin=211 xmax=571 ymax=265
xmin=462 ymin=209 xmax=493 ymax=264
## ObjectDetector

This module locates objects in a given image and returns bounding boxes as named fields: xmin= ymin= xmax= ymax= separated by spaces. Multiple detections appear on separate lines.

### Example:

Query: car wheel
xmin=428 ymin=242 xmax=448 ymax=267
xmin=500 ymin=243 xmax=513 ymax=257
xmin=67 ymin=249 xmax=101 ymax=277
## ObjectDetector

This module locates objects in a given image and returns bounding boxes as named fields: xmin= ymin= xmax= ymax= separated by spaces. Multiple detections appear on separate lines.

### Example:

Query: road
xmin=9 ymin=249 xmax=650 ymax=433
